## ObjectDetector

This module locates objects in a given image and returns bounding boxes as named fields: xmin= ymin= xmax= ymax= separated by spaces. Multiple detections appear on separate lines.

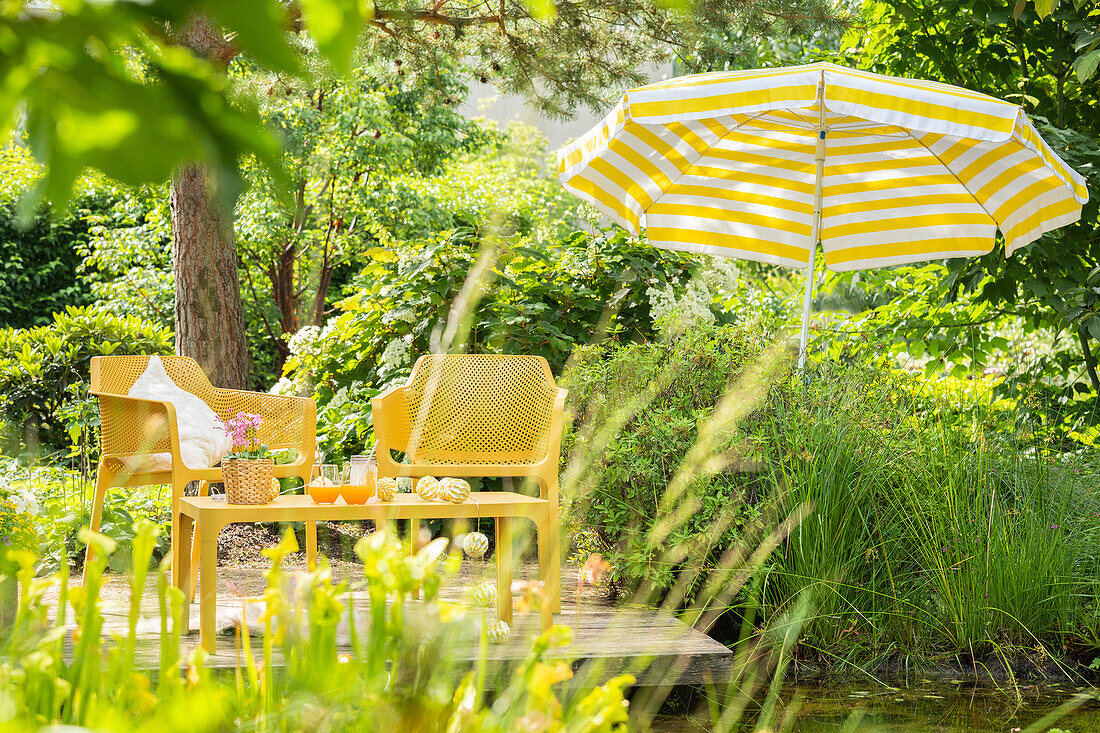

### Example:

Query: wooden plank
xmin=53 ymin=562 xmax=733 ymax=689
xmin=69 ymin=595 xmax=732 ymax=688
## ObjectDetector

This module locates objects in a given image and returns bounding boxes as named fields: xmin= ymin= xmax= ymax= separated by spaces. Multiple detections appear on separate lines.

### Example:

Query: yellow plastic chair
xmin=86 ymin=355 xmax=316 ymax=590
xmin=373 ymin=354 xmax=566 ymax=615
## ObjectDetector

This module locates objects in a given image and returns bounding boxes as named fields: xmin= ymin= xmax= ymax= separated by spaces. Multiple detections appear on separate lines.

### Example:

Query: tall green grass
xmin=759 ymin=368 xmax=906 ymax=654
xmin=757 ymin=360 xmax=1100 ymax=667
xmin=0 ymin=522 xmax=636 ymax=731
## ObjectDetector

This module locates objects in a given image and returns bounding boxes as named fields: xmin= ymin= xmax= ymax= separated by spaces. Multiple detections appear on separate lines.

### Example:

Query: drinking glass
xmin=348 ymin=455 xmax=376 ymax=486
xmin=322 ymin=464 xmax=340 ymax=485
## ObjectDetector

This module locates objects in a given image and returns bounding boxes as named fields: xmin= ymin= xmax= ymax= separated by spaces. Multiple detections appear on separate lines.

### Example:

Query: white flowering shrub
xmin=646 ymin=255 xmax=795 ymax=338
xmin=647 ymin=278 xmax=717 ymax=336
xmin=1 ymin=484 xmax=39 ymax=517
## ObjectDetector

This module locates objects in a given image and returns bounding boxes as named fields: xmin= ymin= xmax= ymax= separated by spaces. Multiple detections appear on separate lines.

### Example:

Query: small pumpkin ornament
xmin=268 ymin=477 xmax=281 ymax=502
xmin=438 ymin=477 xmax=471 ymax=503
xmin=376 ymin=477 xmax=398 ymax=502
xmin=416 ymin=476 xmax=441 ymax=501
xmin=486 ymin=619 xmax=510 ymax=644
xmin=463 ymin=531 xmax=489 ymax=559
xmin=472 ymin=580 xmax=497 ymax=608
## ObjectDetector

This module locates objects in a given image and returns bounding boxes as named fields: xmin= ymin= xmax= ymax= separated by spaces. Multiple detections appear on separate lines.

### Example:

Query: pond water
xmin=654 ymin=682 xmax=1100 ymax=731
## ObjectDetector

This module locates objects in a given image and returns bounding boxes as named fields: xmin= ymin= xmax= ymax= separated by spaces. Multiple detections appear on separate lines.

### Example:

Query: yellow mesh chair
xmin=86 ymin=355 xmax=317 ymax=589
xmin=373 ymin=354 xmax=566 ymax=614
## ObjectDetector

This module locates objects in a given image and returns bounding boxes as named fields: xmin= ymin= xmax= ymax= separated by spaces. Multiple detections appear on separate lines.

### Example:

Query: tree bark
xmin=171 ymin=163 xmax=252 ymax=389
xmin=170 ymin=13 xmax=251 ymax=389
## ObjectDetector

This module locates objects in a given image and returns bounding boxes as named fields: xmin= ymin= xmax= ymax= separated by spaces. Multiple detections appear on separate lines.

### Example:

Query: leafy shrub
xmin=282 ymin=227 xmax=704 ymax=459
xmin=0 ymin=306 xmax=172 ymax=454
xmin=0 ymin=502 xmax=36 ymax=575
xmin=404 ymin=121 xmax=580 ymax=237
xmin=560 ymin=321 xmax=1100 ymax=661
xmin=0 ymin=148 xmax=129 ymax=329
xmin=0 ymin=466 xmax=40 ymax=575
xmin=560 ymin=324 xmax=779 ymax=603
xmin=77 ymin=186 xmax=174 ymax=328
xmin=9 ymin=461 xmax=172 ymax=574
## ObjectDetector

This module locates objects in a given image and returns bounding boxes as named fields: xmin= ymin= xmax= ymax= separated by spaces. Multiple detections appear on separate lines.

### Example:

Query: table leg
xmin=496 ymin=517 xmax=512 ymax=625
xmin=199 ymin=523 xmax=219 ymax=653
xmin=306 ymin=521 xmax=318 ymax=570
xmin=176 ymin=512 xmax=194 ymax=634
xmin=188 ymin=481 xmax=210 ymax=602
xmin=535 ymin=516 xmax=553 ymax=631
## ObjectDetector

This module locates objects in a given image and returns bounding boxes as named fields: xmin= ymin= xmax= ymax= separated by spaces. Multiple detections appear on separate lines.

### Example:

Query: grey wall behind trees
xmin=461 ymin=63 xmax=676 ymax=150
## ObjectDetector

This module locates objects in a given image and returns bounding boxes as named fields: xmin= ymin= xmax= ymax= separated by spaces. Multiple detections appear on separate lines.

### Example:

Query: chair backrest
xmin=92 ymin=356 xmax=220 ymax=458
xmin=92 ymin=355 xmax=313 ymax=459
xmin=91 ymin=355 xmax=218 ymax=403
xmin=390 ymin=354 xmax=560 ymax=466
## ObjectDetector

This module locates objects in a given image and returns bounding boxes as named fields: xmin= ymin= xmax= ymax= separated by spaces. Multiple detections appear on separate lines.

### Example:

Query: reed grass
xmin=755 ymin=360 xmax=1100 ymax=669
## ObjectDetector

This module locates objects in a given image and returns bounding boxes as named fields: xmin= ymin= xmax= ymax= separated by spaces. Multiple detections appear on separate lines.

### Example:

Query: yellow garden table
xmin=175 ymin=493 xmax=554 ymax=651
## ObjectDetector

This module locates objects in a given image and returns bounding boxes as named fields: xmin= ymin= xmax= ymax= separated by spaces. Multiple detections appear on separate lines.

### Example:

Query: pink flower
xmin=223 ymin=412 xmax=264 ymax=451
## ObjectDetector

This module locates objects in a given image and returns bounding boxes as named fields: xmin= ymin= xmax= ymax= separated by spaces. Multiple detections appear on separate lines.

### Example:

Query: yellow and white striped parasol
xmin=557 ymin=62 xmax=1088 ymax=365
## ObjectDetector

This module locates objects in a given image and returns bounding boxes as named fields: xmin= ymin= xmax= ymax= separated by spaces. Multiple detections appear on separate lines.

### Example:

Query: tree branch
xmin=1079 ymin=327 xmax=1100 ymax=392
xmin=373 ymin=7 xmax=503 ymax=27
xmin=242 ymin=261 xmax=282 ymax=346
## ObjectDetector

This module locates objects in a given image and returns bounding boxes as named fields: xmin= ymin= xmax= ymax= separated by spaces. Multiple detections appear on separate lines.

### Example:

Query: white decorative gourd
xmin=472 ymin=580 xmax=497 ymax=608
xmin=463 ymin=531 xmax=489 ymax=559
xmin=486 ymin=619 xmax=510 ymax=644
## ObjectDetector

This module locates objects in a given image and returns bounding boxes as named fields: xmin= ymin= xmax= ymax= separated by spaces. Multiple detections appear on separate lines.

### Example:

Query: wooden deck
xmin=47 ymin=559 xmax=733 ymax=688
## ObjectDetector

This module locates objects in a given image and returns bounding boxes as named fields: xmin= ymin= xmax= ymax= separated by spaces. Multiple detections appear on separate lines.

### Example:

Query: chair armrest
xmin=213 ymin=389 xmax=316 ymax=462
xmin=372 ymin=385 xmax=410 ymax=476
xmin=539 ymin=387 xmax=568 ymax=470
xmin=91 ymin=391 xmax=182 ymax=461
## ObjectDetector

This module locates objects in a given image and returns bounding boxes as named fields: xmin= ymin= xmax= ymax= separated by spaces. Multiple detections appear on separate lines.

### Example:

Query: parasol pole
xmin=798 ymin=76 xmax=828 ymax=370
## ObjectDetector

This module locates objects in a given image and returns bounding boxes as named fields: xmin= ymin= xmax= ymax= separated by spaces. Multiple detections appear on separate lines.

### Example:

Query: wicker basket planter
xmin=222 ymin=457 xmax=277 ymax=504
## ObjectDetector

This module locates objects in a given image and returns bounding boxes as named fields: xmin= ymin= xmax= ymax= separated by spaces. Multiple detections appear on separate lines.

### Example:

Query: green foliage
xmin=0 ymin=148 xmax=125 ymax=328
xmin=0 ymin=306 xmax=172 ymax=454
xmin=0 ymin=461 xmax=171 ymax=575
xmin=0 ymin=204 xmax=93 ymax=328
xmin=855 ymin=0 xmax=1098 ymax=131
xmin=283 ymin=227 xmax=702 ymax=458
xmin=561 ymin=325 xmax=773 ymax=601
xmin=402 ymin=122 xmax=581 ymax=238
xmin=833 ymin=0 xmax=1100 ymax=409
xmin=0 ymin=523 xmax=634 ymax=731
xmin=718 ymin=0 xmax=1100 ymax=435
xmin=0 ymin=502 xmax=36 ymax=575
xmin=235 ymin=62 xmax=499 ymax=383
xmin=561 ymin=322 xmax=1100 ymax=662
xmin=3 ymin=0 xmax=290 ymax=215
xmin=78 ymin=186 xmax=175 ymax=328
xmin=1017 ymin=0 xmax=1100 ymax=83
xmin=4 ymin=0 xmax=845 ymax=220
xmin=755 ymin=359 xmax=1097 ymax=656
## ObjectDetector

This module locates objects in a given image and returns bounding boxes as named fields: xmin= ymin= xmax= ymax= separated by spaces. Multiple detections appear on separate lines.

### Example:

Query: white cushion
xmin=120 ymin=356 xmax=232 ymax=471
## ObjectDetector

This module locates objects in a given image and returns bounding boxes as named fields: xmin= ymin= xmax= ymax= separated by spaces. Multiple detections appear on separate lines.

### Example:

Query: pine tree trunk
xmin=171 ymin=164 xmax=252 ymax=389
xmin=170 ymin=13 xmax=251 ymax=389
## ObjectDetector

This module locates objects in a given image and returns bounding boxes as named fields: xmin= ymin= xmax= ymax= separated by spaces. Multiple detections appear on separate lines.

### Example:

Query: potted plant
xmin=221 ymin=412 xmax=277 ymax=504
